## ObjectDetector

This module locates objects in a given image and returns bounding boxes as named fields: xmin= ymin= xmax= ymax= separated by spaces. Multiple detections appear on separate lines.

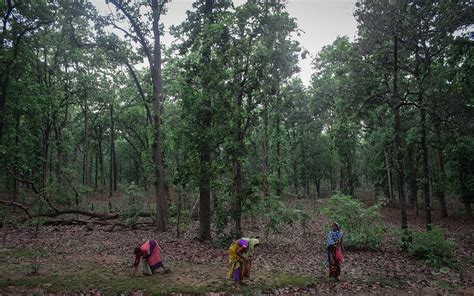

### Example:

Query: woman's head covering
xmin=333 ymin=222 xmax=340 ymax=230
xmin=241 ymin=238 xmax=260 ymax=257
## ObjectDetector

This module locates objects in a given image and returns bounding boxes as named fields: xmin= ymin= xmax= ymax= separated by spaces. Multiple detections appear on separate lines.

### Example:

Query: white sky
xmin=92 ymin=0 xmax=358 ymax=86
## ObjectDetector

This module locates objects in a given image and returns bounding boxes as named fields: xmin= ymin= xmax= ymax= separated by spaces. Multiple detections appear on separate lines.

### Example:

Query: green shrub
xmin=404 ymin=226 xmax=455 ymax=268
xmin=120 ymin=184 xmax=145 ymax=228
xmin=321 ymin=194 xmax=384 ymax=249
xmin=247 ymin=195 xmax=307 ymax=238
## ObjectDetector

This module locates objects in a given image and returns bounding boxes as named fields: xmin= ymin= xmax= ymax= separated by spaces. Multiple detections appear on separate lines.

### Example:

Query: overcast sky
xmin=92 ymin=0 xmax=358 ymax=86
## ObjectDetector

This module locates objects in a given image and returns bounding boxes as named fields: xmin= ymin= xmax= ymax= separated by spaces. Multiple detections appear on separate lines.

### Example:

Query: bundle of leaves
xmin=321 ymin=194 xmax=384 ymax=250
xmin=404 ymin=226 xmax=455 ymax=268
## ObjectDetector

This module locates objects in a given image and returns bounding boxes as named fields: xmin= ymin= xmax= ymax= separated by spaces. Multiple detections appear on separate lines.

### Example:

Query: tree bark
xmin=384 ymin=146 xmax=394 ymax=205
xmin=83 ymin=97 xmax=91 ymax=187
xmin=109 ymin=103 xmax=116 ymax=204
xmin=434 ymin=119 xmax=448 ymax=218
xmin=151 ymin=0 xmax=168 ymax=232
xmin=420 ymin=104 xmax=432 ymax=230
xmin=407 ymin=143 xmax=418 ymax=216
xmin=275 ymin=110 xmax=282 ymax=197
xmin=392 ymin=35 xmax=408 ymax=230
xmin=262 ymin=104 xmax=269 ymax=197
xmin=198 ymin=0 xmax=214 ymax=241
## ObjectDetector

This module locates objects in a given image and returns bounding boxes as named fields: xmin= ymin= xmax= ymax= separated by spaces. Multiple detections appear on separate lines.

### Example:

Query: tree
xmin=105 ymin=0 xmax=169 ymax=231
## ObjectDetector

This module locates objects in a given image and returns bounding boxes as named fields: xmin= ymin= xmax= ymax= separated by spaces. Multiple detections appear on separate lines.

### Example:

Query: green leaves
xmin=321 ymin=194 xmax=385 ymax=250
xmin=402 ymin=226 xmax=455 ymax=268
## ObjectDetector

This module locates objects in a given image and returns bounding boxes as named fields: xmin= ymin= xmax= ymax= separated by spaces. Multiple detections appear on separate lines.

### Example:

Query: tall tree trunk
xmin=275 ymin=111 xmax=282 ymax=197
xmin=420 ymin=104 xmax=432 ymax=230
xmin=262 ymin=105 xmax=269 ymax=197
xmin=98 ymin=127 xmax=105 ymax=190
xmin=151 ymin=0 xmax=168 ymax=232
xmin=12 ymin=105 xmax=20 ymax=201
xmin=233 ymin=157 xmax=243 ymax=237
xmin=392 ymin=35 xmax=408 ymax=230
xmin=232 ymin=79 xmax=244 ymax=236
xmin=434 ymin=119 xmax=448 ymax=218
xmin=0 ymin=78 xmax=8 ymax=142
xmin=94 ymin=150 xmax=98 ymax=190
xmin=42 ymin=123 xmax=51 ymax=200
xmin=198 ymin=0 xmax=214 ymax=241
xmin=109 ymin=103 xmax=115 ymax=202
xmin=83 ymin=99 xmax=91 ymax=187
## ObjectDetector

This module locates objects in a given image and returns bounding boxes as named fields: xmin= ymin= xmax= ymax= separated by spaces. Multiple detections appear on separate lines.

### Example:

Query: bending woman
xmin=241 ymin=238 xmax=260 ymax=279
xmin=324 ymin=223 xmax=344 ymax=280
xmin=228 ymin=238 xmax=259 ymax=284
xmin=133 ymin=239 xmax=167 ymax=276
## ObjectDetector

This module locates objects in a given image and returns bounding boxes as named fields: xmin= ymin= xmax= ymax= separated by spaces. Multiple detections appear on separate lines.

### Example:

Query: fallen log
xmin=43 ymin=218 xmax=128 ymax=228
xmin=0 ymin=199 xmax=154 ymax=227
xmin=37 ymin=210 xmax=119 ymax=220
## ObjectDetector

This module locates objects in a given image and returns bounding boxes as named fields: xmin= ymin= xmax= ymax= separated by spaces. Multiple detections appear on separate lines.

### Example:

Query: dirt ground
xmin=0 ymin=199 xmax=473 ymax=295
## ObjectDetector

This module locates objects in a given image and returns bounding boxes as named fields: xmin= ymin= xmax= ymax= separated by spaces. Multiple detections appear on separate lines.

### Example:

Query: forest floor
xmin=0 ymin=198 xmax=473 ymax=295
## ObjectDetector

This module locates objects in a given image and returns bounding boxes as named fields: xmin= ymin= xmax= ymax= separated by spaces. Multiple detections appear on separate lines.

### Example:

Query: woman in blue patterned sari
xmin=324 ymin=222 xmax=343 ymax=280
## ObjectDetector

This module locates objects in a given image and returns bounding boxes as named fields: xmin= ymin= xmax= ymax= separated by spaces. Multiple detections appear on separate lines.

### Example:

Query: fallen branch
xmin=6 ymin=165 xmax=59 ymax=212
xmin=0 ymin=199 xmax=32 ymax=219
xmin=43 ymin=218 xmax=128 ymax=228
xmin=36 ymin=210 xmax=119 ymax=220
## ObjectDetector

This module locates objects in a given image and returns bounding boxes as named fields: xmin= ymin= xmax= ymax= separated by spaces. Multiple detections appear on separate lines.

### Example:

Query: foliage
xmin=321 ymin=194 xmax=385 ymax=249
xmin=119 ymin=184 xmax=145 ymax=228
xmin=247 ymin=195 xmax=310 ymax=238
xmin=402 ymin=226 xmax=455 ymax=268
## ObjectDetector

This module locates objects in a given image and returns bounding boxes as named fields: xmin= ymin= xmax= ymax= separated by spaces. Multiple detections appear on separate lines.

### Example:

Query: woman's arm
xmin=133 ymin=255 xmax=141 ymax=272
xmin=235 ymin=246 xmax=248 ymax=259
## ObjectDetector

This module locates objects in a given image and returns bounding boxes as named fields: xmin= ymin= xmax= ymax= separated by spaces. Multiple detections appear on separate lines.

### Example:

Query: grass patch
xmin=434 ymin=280 xmax=460 ymax=291
xmin=0 ymin=251 xmax=315 ymax=295
xmin=363 ymin=276 xmax=402 ymax=288
xmin=0 ymin=247 xmax=50 ymax=259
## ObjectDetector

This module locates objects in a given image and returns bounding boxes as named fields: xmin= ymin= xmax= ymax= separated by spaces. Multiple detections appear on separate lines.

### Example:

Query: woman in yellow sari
xmin=228 ymin=238 xmax=259 ymax=284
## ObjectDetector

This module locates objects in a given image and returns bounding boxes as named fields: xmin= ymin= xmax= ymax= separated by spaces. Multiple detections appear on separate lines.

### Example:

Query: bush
xmin=321 ymin=194 xmax=384 ymax=249
xmin=247 ymin=195 xmax=308 ymax=238
xmin=404 ymin=226 xmax=455 ymax=268
xmin=120 ymin=184 xmax=145 ymax=228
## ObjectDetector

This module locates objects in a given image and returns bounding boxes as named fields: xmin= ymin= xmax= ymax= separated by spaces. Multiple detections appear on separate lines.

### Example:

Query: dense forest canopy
xmin=0 ymin=0 xmax=473 ymax=241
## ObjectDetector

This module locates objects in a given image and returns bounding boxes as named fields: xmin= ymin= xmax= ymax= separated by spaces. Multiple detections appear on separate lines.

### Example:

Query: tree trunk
xmin=233 ymin=158 xmax=243 ymax=237
xmin=151 ymin=0 xmax=168 ymax=232
xmin=262 ymin=105 xmax=269 ymax=197
xmin=392 ymin=35 xmax=408 ymax=230
xmin=384 ymin=146 xmax=394 ymax=205
xmin=12 ymin=106 xmax=20 ymax=201
xmin=315 ymin=177 xmax=321 ymax=197
xmin=198 ymin=0 xmax=214 ymax=241
xmin=97 ymin=127 xmax=105 ymax=190
xmin=276 ymin=111 xmax=282 ymax=197
xmin=420 ymin=104 xmax=432 ymax=230
xmin=94 ymin=150 xmax=98 ymax=190
xmin=434 ymin=119 xmax=448 ymax=218
xmin=458 ymin=155 xmax=473 ymax=218
xmin=109 ymin=103 xmax=115 ymax=203
xmin=42 ymin=123 xmax=51 ymax=200
xmin=83 ymin=99 xmax=91 ymax=187
xmin=407 ymin=143 xmax=418 ymax=216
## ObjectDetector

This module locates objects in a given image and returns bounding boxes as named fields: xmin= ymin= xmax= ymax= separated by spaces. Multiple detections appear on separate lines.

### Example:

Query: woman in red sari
xmin=133 ymin=239 xmax=168 ymax=275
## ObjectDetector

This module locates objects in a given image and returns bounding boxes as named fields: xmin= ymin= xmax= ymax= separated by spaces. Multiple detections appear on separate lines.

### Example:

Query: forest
xmin=0 ymin=0 xmax=473 ymax=295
